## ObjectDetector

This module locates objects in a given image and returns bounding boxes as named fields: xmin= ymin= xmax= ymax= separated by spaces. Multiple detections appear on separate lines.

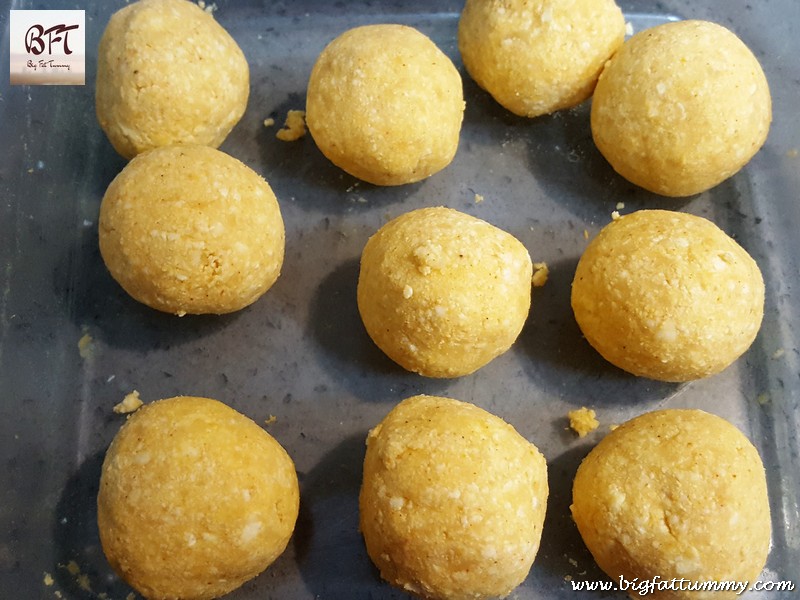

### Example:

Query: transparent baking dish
xmin=0 ymin=0 xmax=797 ymax=598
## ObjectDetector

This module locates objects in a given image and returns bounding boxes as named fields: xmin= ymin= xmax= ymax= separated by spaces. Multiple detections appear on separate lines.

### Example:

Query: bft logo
xmin=10 ymin=10 xmax=86 ymax=85
xmin=25 ymin=23 xmax=80 ymax=56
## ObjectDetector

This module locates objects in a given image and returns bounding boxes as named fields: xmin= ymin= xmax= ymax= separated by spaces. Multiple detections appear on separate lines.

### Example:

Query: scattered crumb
xmin=474 ymin=193 xmax=484 ymax=203
xmin=609 ymin=423 xmax=619 ymax=431
xmin=583 ymin=229 xmax=589 ymax=240
xmin=196 ymin=0 xmax=217 ymax=14
xmin=126 ymin=593 xmax=136 ymax=600
xmin=264 ymin=414 xmax=277 ymax=425
xmin=568 ymin=407 xmax=599 ymax=438
xmin=564 ymin=575 xmax=573 ymax=582
xmin=77 ymin=331 xmax=93 ymax=359
xmin=787 ymin=148 xmax=798 ymax=158
xmin=757 ymin=392 xmax=770 ymax=405
xmin=276 ymin=110 xmax=307 ymax=141
xmin=611 ymin=210 xmax=621 ymax=220
xmin=54 ymin=592 xmax=63 ymax=599
xmin=64 ymin=561 xmax=80 ymax=576
xmin=43 ymin=572 xmax=54 ymax=586
xmin=59 ymin=560 xmax=93 ymax=594
xmin=615 ymin=201 xmax=625 ymax=210
xmin=625 ymin=21 xmax=634 ymax=36
xmin=532 ymin=262 xmax=549 ymax=287
xmin=263 ymin=117 xmax=275 ymax=127
xmin=772 ymin=348 xmax=785 ymax=359
xmin=114 ymin=390 xmax=143 ymax=414
xmin=568 ymin=557 xmax=578 ymax=567
xmin=77 ymin=573 xmax=91 ymax=592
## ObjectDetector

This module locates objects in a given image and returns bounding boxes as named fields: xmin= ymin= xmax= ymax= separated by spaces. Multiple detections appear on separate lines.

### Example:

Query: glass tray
xmin=1 ymin=1 xmax=797 ymax=598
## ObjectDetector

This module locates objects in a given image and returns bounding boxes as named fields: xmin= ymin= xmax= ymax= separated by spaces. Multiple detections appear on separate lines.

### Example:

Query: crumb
xmin=611 ymin=210 xmax=621 ymax=220
xmin=625 ymin=22 xmax=634 ymax=36
xmin=568 ymin=407 xmax=599 ymax=438
xmin=64 ymin=561 xmax=80 ymax=576
xmin=126 ymin=593 xmax=136 ymax=600
xmin=77 ymin=332 xmax=93 ymax=359
xmin=43 ymin=572 xmax=54 ymax=586
xmin=54 ymin=592 xmax=63 ymax=599
xmin=474 ymin=193 xmax=484 ymax=203
xmin=113 ymin=390 xmax=143 ymax=414
xmin=264 ymin=414 xmax=277 ymax=425
xmin=772 ymin=348 xmax=785 ymax=359
xmin=564 ymin=575 xmax=573 ymax=582
xmin=757 ymin=392 xmax=770 ymax=405
xmin=532 ymin=262 xmax=549 ymax=287
xmin=77 ymin=574 xmax=91 ymax=592
xmin=276 ymin=110 xmax=307 ymax=141
xmin=583 ymin=229 xmax=589 ymax=240
xmin=787 ymin=148 xmax=798 ymax=158
xmin=609 ymin=423 xmax=619 ymax=431
xmin=263 ymin=117 xmax=275 ymax=127
xmin=197 ymin=0 xmax=217 ymax=13
xmin=568 ymin=557 xmax=578 ymax=567
xmin=615 ymin=201 xmax=625 ymax=210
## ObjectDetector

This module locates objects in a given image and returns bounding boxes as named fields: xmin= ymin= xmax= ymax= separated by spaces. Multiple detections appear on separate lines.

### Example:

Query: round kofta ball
xmin=591 ymin=20 xmax=771 ymax=197
xmin=360 ymin=395 xmax=549 ymax=600
xmin=458 ymin=0 xmax=625 ymax=117
xmin=96 ymin=0 xmax=249 ymax=159
xmin=306 ymin=24 xmax=464 ymax=186
xmin=357 ymin=206 xmax=533 ymax=378
xmin=99 ymin=144 xmax=285 ymax=316
xmin=571 ymin=409 xmax=771 ymax=599
xmin=97 ymin=396 xmax=300 ymax=600
xmin=571 ymin=210 xmax=764 ymax=382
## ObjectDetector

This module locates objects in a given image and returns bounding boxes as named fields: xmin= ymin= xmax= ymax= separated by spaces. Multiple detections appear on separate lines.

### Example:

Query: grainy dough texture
xmin=360 ymin=395 xmax=548 ymax=599
xmin=97 ymin=396 xmax=300 ymax=600
xmin=99 ymin=145 xmax=285 ymax=316
xmin=458 ymin=0 xmax=625 ymax=117
xmin=571 ymin=210 xmax=764 ymax=381
xmin=591 ymin=20 xmax=771 ymax=197
xmin=96 ymin=0 xmax=249 ymax=159
xmin=571 ymin=409 xmax=770 ymax=600
xmin=306 ymin=24 xmax=464 ymax=185
xmin=357 ymin=207 xmax=533 ymax=378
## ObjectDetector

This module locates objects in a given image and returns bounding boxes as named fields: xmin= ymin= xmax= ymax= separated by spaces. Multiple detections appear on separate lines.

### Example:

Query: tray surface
xmin=0 ymin=1 xmax=798 ymax=598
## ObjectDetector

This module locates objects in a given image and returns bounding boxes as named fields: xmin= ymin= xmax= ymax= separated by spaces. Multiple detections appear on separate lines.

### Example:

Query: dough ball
xmin=571 ymin=210 xmax=764 ymax=381
xmin=97 ymin=396 xmax=300 ymax=600
xmin=306 ymin=24 xmax=464 ymax=186
xmin=572 ymin=409 xmax=770 ymax=599
xmin=99 ymin=144 xmax=285 ymax=316
xmin=96 ymin=0 xmax=249 ymax=159
xmin=357 ymin=206 xmax=532 ymax=378
xmin=591 ymin=20 xmax=772 ymax=197
xmin=458 ymin=0 xmax=625 ymax=117
xmin=360 ymin=395 xmax=548 ymax=599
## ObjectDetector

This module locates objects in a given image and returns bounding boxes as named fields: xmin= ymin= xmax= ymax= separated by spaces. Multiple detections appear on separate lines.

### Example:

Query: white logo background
xmin=9 ymin=10 xmax=85 ymax=85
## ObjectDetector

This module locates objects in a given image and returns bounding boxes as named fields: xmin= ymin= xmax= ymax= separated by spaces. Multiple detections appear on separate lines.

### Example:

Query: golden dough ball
xmin=97 ymin=396 xmax=300 ymax=600
xmin=591 ymin=20 xmax=772 ymax=197
xmin=357 ymin=206 xmax=533 ymax=378
xmin=96 ymin=0 xmax=249 ymax=159
xmin=571 ymin=409 xmax=770 ymax=599
xmin=360 ymin=395 xmax=548 ymax=600
xmin=571 ymin=210 xmax=764 ymax=382
xmin=458 ymin=0 xmax=625 ymax=117
xmin=99 ymin=145 xmax=285 ymax=316
xmin=306 ymin=24 xmax=464 ymax=186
